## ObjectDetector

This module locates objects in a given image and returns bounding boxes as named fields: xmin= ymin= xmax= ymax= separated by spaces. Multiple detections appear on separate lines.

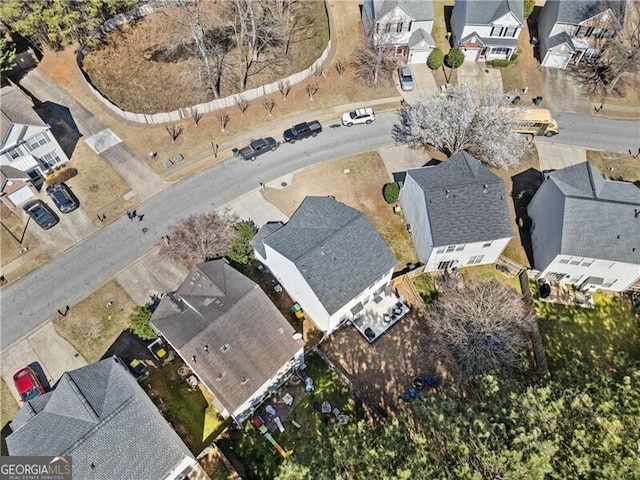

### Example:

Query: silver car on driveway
xmin=398 ymin=66 xmax=414 ymax=91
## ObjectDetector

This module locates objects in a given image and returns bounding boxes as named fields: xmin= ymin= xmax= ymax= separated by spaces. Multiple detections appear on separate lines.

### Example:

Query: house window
xmin=603 ymin=279 xmax=617 ymax=288
xmin=491 ymin=47 xmax=511 ymax=56
xmin=26 ymin=132 xmax=50 ymax=150
xmin=384 ymin=23 xmax=392 ymax=33
xmin=583 ymin=48 xmax=600 ymax=60
xmin=569 ymin=259 xmax=581 ymax=265
xmin=6 ymin=147 xmax=22 ymax=161
xmin=396 ymin=22 xmax=403 ymax=33
xmin=490 ymin=26 xmax=505 ymax=37
xmin=446 ymin=246 xmax=455 ymax=253
xmin=559 ymin=258 xmax=569 ymax=264
xmin=591 ymin=27 xmax=603 ymax=38
xmin=575 ymin=26 xmax=590 ymax=37
xmin=455 ymin=245 xmax=465 ymax=252
xmin=505 ymin=26 xmax=517 ymax=37
xmin=436 ymin=247 xmax=446 ymax=254
xmin=483 ymin=242 xmax=493 ymax=248
xmin=39 ymin=151 xmax=60 ymax=168
xmin=580 ymin=259 xmax=594 ymax=267
xmin=602 ymin=29 xmax=615 ymax=38
xmin=468 ymin=255 xmax=484 ymax=265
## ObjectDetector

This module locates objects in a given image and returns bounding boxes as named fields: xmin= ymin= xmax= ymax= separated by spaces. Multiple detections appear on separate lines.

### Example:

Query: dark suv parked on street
xmin=46 ymin=183 xmax=79 ymax=213
xmin=23 ymin=199 xmax=59 ymax=229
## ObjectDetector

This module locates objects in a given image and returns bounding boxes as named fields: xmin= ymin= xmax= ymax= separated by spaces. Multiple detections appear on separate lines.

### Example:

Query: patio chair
xmin=321 ymin=401 xmax=332 ymax=413
xmin=332 ymin=407 xmax=341 ymax=417
xmin=172 ymin=153 xmax=184 ymax=164
xmin=162 ymin=159 xmax=173 ymax=170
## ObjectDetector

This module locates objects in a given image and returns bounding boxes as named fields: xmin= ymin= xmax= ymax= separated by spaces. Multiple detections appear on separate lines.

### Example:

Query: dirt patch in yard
xmin=53 ymin=281 xmax=137 ymax=363
xmin=262 ymin=152 xmax=418 ymax=267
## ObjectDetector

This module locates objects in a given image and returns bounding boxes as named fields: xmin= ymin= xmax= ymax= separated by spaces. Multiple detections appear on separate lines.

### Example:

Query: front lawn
xmin=229 ymin=353 xmax=363 ymax=480
xmin=536 ymin=292 xmax=640 ymax=374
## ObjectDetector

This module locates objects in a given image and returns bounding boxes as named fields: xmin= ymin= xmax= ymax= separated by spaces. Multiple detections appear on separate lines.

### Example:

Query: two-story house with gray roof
xmin=0 ymin=84 xmax=69 ymax=206
xmin=538 ymin=0 xmax=624 ymax=69
xmin=362 ymin=0 xmax=435 ymax=64
xmin=252 ymin=196 xmax=397 ymax=334
xmin=150 ymin=259 xmax=304 ymax=422
xmin=527 ymin=162 xmax=640 ymax=292
xmin=451 ymin=0 xmax=524 ymax=62
xmin=399 ymin=152 xmax=514 ymax=271
xmin=6 ymin=356 xmax=199 ymax=480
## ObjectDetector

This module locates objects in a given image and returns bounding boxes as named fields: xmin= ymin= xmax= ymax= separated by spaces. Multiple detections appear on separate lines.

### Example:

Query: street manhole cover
xmin=281 ymin=182 xmax=288 ymax=187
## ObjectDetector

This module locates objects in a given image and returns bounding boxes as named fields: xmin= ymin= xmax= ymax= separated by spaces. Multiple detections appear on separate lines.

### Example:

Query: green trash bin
xmin=533 ymin=96 xmax=543 ymax=106
xmin=232 ymin=148 xmax=240 ymax=158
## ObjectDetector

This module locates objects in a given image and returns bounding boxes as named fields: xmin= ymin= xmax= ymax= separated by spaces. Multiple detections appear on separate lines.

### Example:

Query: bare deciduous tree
xmin=191 ymin=108 xmax=203 ymax=126
xmin=428 ymin=278 xmax=536 ymax=385
xmin=235 ymin=96 xmax=249 ymax=116
xmin=277 ymin=79 xmax=291 ymax=100
xmin=351 ymin=24 xmax=397 ymax=87
xmin=165 ymin=124 xmax=184 ymax=143
xmin=305 ymin=83 xmax=319 ymax=101
xmin=160 ymin=211 xmax=239 ymax=266
xmin=392 ymin=84 xmax=530 ymax=169
xmin=263 ymin=97 xmax=276 ymax=116
xmin=216 ymin=111 xmax=229 ymax=132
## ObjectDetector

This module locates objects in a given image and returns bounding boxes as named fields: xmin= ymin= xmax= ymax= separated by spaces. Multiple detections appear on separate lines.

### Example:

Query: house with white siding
xmin=150 ymin=259 xmax=304 ymax=423
xmin=450 ymin=0 xmax=524 ymax=62
xmin=537 ymin=0 xmax=624 ymax=69
xmin=399 ymin=152 xmax=513 ymax=271
xmin=253 ymin=197 xmax=397 ymax=334
xmin=0 ymin=84 xmax=69 ymax=207
xmin=527 ymin=162 xmax=640 ymax=292
xmin=362 ymin=0 xmax=435 ymax=64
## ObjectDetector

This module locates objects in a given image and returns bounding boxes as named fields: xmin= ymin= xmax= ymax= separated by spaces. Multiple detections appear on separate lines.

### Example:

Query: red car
xmin=13 ymin=367 xmax=45 ymax=402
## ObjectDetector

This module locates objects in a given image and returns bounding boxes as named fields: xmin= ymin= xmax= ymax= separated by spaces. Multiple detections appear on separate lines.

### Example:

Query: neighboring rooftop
xmin=547 ymin=162 xmax=640 ymax=264
xmin=406 ymin=151 xmax=513 ymax=246
xmin=0 ymin=84 xmax=46 ymax=145
xmin=555 ymin=0 xmax=625 ymax=25
xmin=258 ymin=197 xmax=397 ymax=315
xmin=463 ymin=0 xmax=524 ymax=25
xmin=373 ymin=0 xmax=434 ymax=21
xmin=150 ymin=259 xmax=303 ymax=415
xmin=7 ymin=357 xmax=194 ymax=480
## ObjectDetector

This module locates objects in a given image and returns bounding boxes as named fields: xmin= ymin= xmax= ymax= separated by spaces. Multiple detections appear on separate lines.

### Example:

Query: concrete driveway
xmin=457 ymin=62 xmax=503 ymax=92
xmin=535 ymin=142 xmax=587 ymax=171
xmin=541 ymin=68 xmax=591 ymax=115
xmin=397 ymin=63 xmax=438 ymax=104
xmin=1 ymin=322 xmax=87 ymax=403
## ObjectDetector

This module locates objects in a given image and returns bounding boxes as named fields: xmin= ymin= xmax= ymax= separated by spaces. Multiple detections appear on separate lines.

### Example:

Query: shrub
xmin=128 ymin=305 xmax=157 ymax=340
xmin=50 ymin=167 xmax=78 ymax=183
xmin=524 ymin=0 xmax=535 ymax=19
xmin=489 ymin=59 xmax=511 ymax=68
xmin=227 ymin=221 xmax=257 ymax=266
xmin=444 ymin=48 xmax=465 ymax=69
xmin=383 ymin=182 xmax=400 ymax=204
xmin=427 ymin=48 xmax=444 ymax=70
xmin=510 ymin=52 xmax=519 ymax=62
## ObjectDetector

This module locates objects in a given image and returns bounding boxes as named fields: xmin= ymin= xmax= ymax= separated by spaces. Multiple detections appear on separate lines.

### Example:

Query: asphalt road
xmin=1 ymin=110 xmax=637 ymax=349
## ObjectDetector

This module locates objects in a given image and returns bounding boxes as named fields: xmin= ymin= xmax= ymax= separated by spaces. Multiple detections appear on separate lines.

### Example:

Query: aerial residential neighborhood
xmin=0 ymin=1 xmax=639 ymax=479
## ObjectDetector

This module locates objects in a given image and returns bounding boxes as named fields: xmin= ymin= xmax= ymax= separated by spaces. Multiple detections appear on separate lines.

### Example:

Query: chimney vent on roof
xmin=445 ymin=189 xmax=450 ymax=198
xmin=617 ymin=235 xmax=620 ymax=239
xmin=635 ymin=209 xmax=640 ymax=218
xmin=483 ymin=184 xmax=488 ymax=193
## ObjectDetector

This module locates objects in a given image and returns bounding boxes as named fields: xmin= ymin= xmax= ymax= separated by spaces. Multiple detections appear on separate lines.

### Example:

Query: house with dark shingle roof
xmin=362 ymin=0 xmax=435 ymax=64
xmin=252 ymin=196 xmax=397 ymax=333
xmin=527 ymin=162 xmax=640 ymax=292
xmin=1 ymin=84 xmax=69 ymax=203
xmin=399 ymin=152 xmax=513 ymax=271
xmin=150 ymin=259 xmax=304 ymax=422
xmin=6 ymin=356 xmax=199 ymax=480
xmin=450 ymin=0 xmax=524 ymax=62
xmin=538 ymin=0 xmax=624 ymax=69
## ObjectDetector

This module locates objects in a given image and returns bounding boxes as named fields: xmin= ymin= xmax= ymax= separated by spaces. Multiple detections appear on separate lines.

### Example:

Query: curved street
xmin=1 ymin=107 xmax=638 ymax=349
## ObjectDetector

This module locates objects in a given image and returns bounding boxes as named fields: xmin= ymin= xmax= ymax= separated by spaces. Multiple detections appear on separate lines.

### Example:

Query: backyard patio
xmin=538 ymin=281 xmax=594 ymax=308
xmin=351 ymin=290 xmax=410 ymax=343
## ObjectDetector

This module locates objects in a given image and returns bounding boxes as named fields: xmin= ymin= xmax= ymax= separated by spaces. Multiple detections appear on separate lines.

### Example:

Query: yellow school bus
xmin=513 ymin=108 xmax=559 ymax=137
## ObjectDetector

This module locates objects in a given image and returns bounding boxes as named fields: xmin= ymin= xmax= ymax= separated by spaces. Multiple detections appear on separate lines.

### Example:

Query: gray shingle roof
xmin=260 ymin=197 xmax=397 ymax=315
xmin=1 ymin=165 xmax=30 ymax=187
xmin=463 ymin=0 xmax=524 ymax=25
xmin=7 ymin=357 xmax=193 ymax=480
xmin=546 ymin=31 xmax=576 ymax=51
xmin=252 ymin=221 xmax=284 ymax=258
xmin=1 ymin=85 xmax=46 ymax=144
xmin=150 ymin=260 xmax=303 ymax=415
xmin=373 ymin=0 xmax=434 ymax=21
xmin=408 ymin=28 xmax=436 ymax=47
xmin=405 ymin=152 xmax=513 ymax=246
xmin=477 ymin=36 xmax=519 ymax=47
xmin=547 ymin=162 xmax=640 ymax=264
xmin=555 ymin=0 xmax=624 ymax=25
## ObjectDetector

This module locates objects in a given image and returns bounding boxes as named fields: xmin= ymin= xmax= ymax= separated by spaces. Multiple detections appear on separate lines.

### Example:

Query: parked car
xmin=23 ymin=199 xmax=59 ymax=230
xmin=13 ymin=366 xmax=45 ymax=402
xmin=398 ymin=66 xmax=414 ymax=91
xmin=46 ymin=183 xmax=79 ymax=213
xmin=283 ymin=120 xmax=322 ymax=143
xmin=341 ymin=108 xmax=376 ymax=127
xmin=236 ymin=137 xmax=279 ymax=161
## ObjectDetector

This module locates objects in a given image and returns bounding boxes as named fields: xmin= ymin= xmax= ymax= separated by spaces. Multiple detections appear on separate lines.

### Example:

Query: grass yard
xmin=53 ymin=281 xmax=137 ymax=362
xmin=460 ymin=264 xmax=522 ymax=292
xmin=411 ymin=273 xmax=439 ymax=305
xmin=143 ymin=361 xmax=225 ymax=454
xmin=229 ymin=354 xmax=362 ymax=480
xmin=586 ymin=151 xmax=640 ymax=182
xmin=536 ymin=291 xmax=640 ymax=374
xmin=65 ymin=141 xmax=132 ymax=215
xmin=263 ymin=152 xmax=418 ymax=267
xmin=0 ymin=203 xmax=48 ymax=275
